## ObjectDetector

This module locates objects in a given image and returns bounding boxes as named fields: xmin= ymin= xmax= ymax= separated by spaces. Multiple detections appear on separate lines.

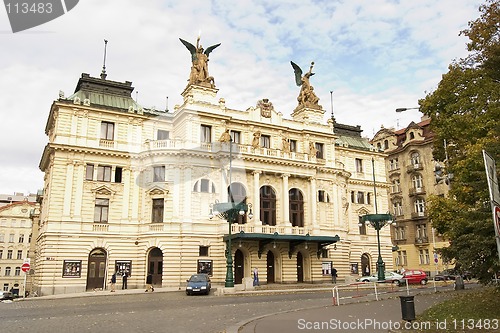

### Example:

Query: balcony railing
xmin=407 ymin=163 xmax=423 ymax=173
xmin=231 ymin=223 xmax=307 ymax=235
xmin=411 ymin=211 xmax=427 ymax=219
xmin=409 ymin=187 xmax=426 ymax=196
xmin=415 ymin=236 xmax=429 ymax=244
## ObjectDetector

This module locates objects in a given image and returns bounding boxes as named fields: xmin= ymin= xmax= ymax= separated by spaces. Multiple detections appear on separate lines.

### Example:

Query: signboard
xmin=21 ymin=263 xmax=30 ymax=273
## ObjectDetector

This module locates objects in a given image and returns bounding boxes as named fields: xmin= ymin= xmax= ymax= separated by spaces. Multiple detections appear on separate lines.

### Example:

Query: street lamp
xmin=359 ymin=158 xmax=396 ymax=281
xmin=395 ymin=107 xmax=419 ymax=112
xmin=208 ymin=137 xmax=253 ymax=288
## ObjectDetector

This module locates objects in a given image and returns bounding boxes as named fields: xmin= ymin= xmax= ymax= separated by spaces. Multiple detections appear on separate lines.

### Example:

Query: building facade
xmin=0 ymin=194 xmax=38 ymax=296
xmin=371 ymin=117 xmax=449 ymax=277
xmin=34 ymin=61 xmax=393 ymax=295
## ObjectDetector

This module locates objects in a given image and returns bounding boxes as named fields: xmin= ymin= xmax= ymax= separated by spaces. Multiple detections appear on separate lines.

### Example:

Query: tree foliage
xmin=419 ymin=0 xmax=500 ymax=284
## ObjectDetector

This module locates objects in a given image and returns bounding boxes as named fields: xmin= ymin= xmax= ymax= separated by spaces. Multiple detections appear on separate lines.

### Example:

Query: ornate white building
xmin=34 ymin=58 xmax=393 ymax=295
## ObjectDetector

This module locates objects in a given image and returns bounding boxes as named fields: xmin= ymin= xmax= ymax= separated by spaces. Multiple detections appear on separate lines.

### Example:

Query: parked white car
xmin=358 ymin=271 xmax=403 ymax=283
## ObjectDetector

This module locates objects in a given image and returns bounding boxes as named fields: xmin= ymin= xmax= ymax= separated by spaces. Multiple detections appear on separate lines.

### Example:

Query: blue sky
xmin=0 ymin=0 xmax=483 ymax=194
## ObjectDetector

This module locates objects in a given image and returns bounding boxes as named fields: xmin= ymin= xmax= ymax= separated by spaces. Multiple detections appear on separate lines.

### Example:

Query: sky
xmin=0 ymin=0 xmax=484 ymax=195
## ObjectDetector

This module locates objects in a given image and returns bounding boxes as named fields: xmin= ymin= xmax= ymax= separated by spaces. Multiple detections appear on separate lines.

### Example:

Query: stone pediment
xmin=91 ymin=185 xmax=115 ymax=197
xmin=147 ymin=185 xmax=169 ymax=196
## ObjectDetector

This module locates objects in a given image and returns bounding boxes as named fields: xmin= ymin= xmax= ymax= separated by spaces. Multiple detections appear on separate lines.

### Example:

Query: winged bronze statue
xmin=180 ymin=37 xmax=221 ymax=88
xmin=290 ymin=61 xmax=320 ymax=108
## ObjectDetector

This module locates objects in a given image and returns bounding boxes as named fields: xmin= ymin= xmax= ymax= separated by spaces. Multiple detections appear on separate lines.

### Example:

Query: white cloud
xmin=0 ymin=0 xmax=484 ymax=194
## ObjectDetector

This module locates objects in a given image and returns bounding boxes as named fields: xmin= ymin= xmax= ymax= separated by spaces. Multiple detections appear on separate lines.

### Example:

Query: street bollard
xmin=399 ymin=295 xmax=416 ymax=322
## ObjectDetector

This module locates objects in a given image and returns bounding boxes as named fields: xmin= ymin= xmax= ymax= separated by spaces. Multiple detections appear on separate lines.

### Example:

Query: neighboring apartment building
xmin=0 ymin=193 xmax=38 ymax=296
xmin=371 ymin=117 xmax=449 ymax=277
xmin=33 ymin=63 xmax=392 ymax=295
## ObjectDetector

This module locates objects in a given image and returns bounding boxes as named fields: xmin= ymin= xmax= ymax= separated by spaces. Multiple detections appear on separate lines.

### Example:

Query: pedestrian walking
xmin=122 ymin=271 xmax=128 ymax=290
xmin=110 ymin=272 xmax=117 ymax=292
xmin=145 ymin=273 xmax=154 ymax=292
xmin=253 ymin=267 xmax=260 ymax=286
xmin=331 ymin=267 xmax=338 ymax=284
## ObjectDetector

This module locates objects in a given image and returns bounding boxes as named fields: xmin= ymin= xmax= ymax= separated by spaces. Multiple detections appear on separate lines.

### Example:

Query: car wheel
xmin=421 ymin=279 xmax=427 ymax=285
xmin=361 ymin=279 xmax=369 ymax=282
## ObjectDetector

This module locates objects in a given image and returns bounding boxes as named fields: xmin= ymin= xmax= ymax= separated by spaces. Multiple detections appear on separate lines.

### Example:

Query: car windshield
xmin=190 ymin=275 xmax=207 ymax=282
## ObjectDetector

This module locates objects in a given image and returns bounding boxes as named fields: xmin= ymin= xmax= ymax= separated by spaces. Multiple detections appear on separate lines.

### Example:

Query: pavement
xmin=11 ymin=280 xmax=471 ymax=333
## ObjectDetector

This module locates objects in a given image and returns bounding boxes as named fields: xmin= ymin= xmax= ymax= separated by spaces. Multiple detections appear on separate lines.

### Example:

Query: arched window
xmin=289 ymin=188 xmax=304 ymax=227
xmin=228 ymin=182 xmax=247 ymax=224
xmin=410 ymin=152 xmax=420 ymax=166
xmin=412 ymin=174 xmax=423 ymax=190
xmin=193 ymin=179 xmax=216 ymax=193
xmin=260 ymin=186 xmax=276 ymax=226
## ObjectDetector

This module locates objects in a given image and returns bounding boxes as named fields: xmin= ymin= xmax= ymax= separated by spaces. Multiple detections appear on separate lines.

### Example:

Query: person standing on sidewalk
xmin=145 ymin=273 xmax=154 ymax=292
xmin=122 ymin=271 xmax=128 ymax=290
xmin=110 ymin=272 xmax=117 ymax=292
xmin=253 ymin=267 xmax=260 ymax=286
xmin=331 ymin=267 xmax=337 ymax=284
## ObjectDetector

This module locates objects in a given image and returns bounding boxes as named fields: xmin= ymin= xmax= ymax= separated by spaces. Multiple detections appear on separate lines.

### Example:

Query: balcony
xmin=231 ymin=223 xmax=307 ymax=236
xmin=406 ymin=163 xmax=423 ymax=173
xmin=409 ymin=187 xmax=426 ymax=196
xmin=144 ymin=140 xmax=319 ymax=164
xmin=411 ymin=211 xmax=427 ymax=219
xmin=415 ymin=236 xmax=429 ymax=244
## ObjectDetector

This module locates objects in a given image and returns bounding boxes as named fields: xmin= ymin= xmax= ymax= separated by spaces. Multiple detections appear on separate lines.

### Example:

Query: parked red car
xmin=397 ymin=269 xmax=428 ymax=286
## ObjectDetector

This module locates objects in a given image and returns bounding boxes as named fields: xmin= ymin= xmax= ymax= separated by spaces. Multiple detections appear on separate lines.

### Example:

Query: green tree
xmin=419 ymin=0 xmax=500 ymax=284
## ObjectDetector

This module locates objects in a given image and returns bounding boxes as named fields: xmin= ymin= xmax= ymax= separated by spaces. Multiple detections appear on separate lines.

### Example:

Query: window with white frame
xmin=17 ymin=250 xmax=22 ymax=259
xmin=260 ymin=135 xmax=271 ymax=148
xmin=5 ymin=267 xmax=11 ymax=276
xmin=355 ymin=158 xmax=363 ymax=173
xmin=414 ymin=198 xmax=425 ymax=215
xmin=153 ymin=166 xmax=165 ymax=182
xmin=410 ymin=152 xmax=420 ymax=166
xmin=151 ymin=199 xmax=164 ymax=223
xmin=412 ymin=174 xmax=423 ymax=190
xmin=157 ymin=129 xmax=170 ymax=140
xmin=389 ymin=158 xmax=399 ymax=170
xmin=393 ymin=202 xmax=403 ymax=216
xmin=357 ymin=192 xmax=365 ymax=204
xmin=200 ymin=125 xmax=212 ymax=143
xmin=416 ymin=224 xmax=427 ymax=239
xmin=100 ymin=121 xmax=114 ymax=140
xmin=15 ymin=267 xmax=21 ymax=276
xmin=391 ymin=179 xmax=401 ymax=193
xmin=193 ymin=179 xmax=216 ymax=193
xmin=97 ymin=165 xmax=112 ymax=182
xmin=230 ymin=131 xmax=241 ymax=143
xmin=94 ymin=198 xmax=109 ymax=223
xmin=7 ymin=250 xmax=12 ymax=259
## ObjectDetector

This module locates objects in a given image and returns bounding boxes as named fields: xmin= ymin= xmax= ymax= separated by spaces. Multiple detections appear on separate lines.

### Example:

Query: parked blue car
xmin=186 ymin=274 xmax=211 ymax=295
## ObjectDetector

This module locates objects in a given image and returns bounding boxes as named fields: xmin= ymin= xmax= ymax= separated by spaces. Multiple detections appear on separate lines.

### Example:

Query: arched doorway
xmin=266 ymin=251 xmax=275 ymax=283
xmin=297 ymin=252 xmax=304 ymax=282
xmin=86 ymin=248 xmax=107 ymax=291
xmin=234 ymin=249 xmax=244 ymax=284
xmin=361 ymin=253 xmax=371 ymax=276
xmin=147 ymin=247 xmax=163 ymax=286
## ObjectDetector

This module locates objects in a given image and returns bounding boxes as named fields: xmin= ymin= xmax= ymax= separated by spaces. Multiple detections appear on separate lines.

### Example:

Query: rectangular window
xmin=261 ymin=135 xmax=271 ymax=148
xmin=357 ymin=192 xmax=365 ymax=204
xmin=18 ymin=234 xmax=24 ymax=243
xmin=152 ymin=199 xmax=164 ymax=223
xmin=315 ymin=143 xmax=324 ymax=159
xmin=17 ymin=250 xmax=22 ymax=260
xmin=355 ymin=158 xmax=363 ymax=173
xmin=200 ymin=179 xmax=210 ymax=192
xmin=86 ymin=164 xmax=94 ymax=180
xmin=114 ymin=167 xmax=122 ymax=183
xmin=289 ymin=139 xmax=297 ymax=152
xmin=0 ymin=233 xmax=4 ymax=242
xmin=157 ymin=129 xmax=170 ymax=140
xmin=100 ymin=121 xmax=115 ymax=140
xmin=199 ymin=246 xmax=209 ymax=257
xmin=5 ymin=267 xmax=11 ymax=276
xmin=358 ymin=216 xmax=367 ymax=235
xmin=15 ymin=267 xmax=21 ymax=276
xmin=9 ymin=234 xmax=14 ymax=243
xmin=94 ymin=198 xmax=109 ymax=223
xmin=97 ymin=166 xmax=112 ymax=182
xmin=7 ymin=250 xmax=13 ymax=259
xmin=153 ymin=166 xmax=165 ymax=182
xmin=230 ymin=131 xmax=241 ymax=143
xmin=0 ymin=250 xmax=2 ymax=259
xmin=201 ymin=125 xmax=212 ymax=143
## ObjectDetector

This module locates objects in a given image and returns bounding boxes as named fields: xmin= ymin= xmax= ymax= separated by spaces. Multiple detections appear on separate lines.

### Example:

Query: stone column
xmin=62 ymin=161 xmax=75 ymax=218
xmin=252 ymin=171 xmax=261 ymax=225
xmin=309 ymin=176 xmax=318 ymax=231
xmin=73 ymin=161 xmax=84 ymax=219
xmin=282 ymin=174 xmax=291 ymax=226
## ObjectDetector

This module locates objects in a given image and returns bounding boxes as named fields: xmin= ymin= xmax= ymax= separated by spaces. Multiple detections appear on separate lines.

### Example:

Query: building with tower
xmin=33 ymin=39 xmax=393 ymax=295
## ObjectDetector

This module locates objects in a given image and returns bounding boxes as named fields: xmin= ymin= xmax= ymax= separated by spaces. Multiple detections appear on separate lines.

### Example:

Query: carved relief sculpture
xmin=219 ymin=129 xmax=231 ymax=142
xmin=252 ymin=131 xmax=261 ymax=148
xmin=282 ymin=136 xmax=290 ymax=153
xmin=179 ymin=37 xmax=221 ymax=89
xmin=256 ymin=98 xmax=274 ymax=118
xmin=290 ymin=61 xmax=321 ymax=109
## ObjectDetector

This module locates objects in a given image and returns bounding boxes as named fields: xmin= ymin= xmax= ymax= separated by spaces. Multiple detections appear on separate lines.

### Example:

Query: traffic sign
xmin=21 ymin=263 xmax=30 ymax=273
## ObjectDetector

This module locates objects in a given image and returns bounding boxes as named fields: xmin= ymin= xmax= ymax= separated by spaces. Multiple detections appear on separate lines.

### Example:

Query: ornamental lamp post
xmin=208 ymin=136 xmax=253 ymax=288
xmin=359 ymin=158 xmax=396 ymax=282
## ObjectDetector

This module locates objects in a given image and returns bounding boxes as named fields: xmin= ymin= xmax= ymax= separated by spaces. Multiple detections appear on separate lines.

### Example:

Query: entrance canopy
xmin=224 ymin=231 xmax=340 ymax=259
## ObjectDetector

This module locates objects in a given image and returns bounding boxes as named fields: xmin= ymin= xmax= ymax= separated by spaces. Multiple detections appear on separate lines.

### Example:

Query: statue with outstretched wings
xmin=290 ymin=61 xmax=320 ymax=108
xmin=180 ymin=37 xmax=221 ymax=88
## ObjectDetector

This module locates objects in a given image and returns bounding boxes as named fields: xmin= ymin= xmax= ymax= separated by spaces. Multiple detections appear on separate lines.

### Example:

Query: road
xmin=0 ymin=283 xmax=465 ymax=333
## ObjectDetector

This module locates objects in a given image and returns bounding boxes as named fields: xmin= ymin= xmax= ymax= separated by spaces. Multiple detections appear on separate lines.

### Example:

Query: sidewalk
xmin=229 ymin=285 xmax=463 ymax=333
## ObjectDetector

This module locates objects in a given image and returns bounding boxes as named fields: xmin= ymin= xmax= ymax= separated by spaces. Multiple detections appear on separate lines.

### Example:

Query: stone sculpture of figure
xmin=291 ymin=61 xmax=321 ymax=109
xmin=282 ymin=136 xmax=290 ymax=153
xmin=180 ymin=37 xmax=221 ymax=88
xmin=219 ymin=129 xmax=231 ymax=142
xmin=252 ymin=131 xmax=261 ymax=148
xmin=309 ymin=141 xmax=317 ymax=157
